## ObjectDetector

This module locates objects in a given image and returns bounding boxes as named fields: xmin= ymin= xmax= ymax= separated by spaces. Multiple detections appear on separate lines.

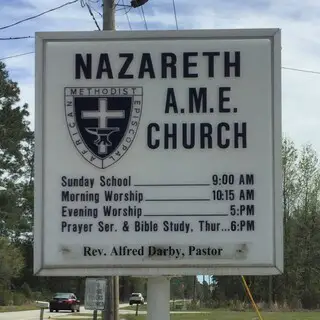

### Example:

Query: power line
xmin=122 ymin=0 xmax=132 ymax=30
xmin=0 ymin=0 xmax=79 ymax=31
xmin=85 ymin=3 xmax=101 ymax=30
xmin=113 ymin=0 xmax=128 ymax=12
xmin=282 ymin=66 xmax=320 ymax=75
xmin=0 ymin=0 xmax=127 ymax=31
xmin=140 ymin=5 xmax=148 ymax=30
xmin=1 ymin=50 xmax=320 ymax=77
xmin=90 ymin=5 xmax=103 ymax=17
xmin=114 ymin=0 xmax=122 ymax=8
xmin=116 ymin=5 xmax=132 ymax=12
xmin=0 ymin=52 xmax=34 ymax=61
xmin=172 ymin=0 xmax=178 ymax=30
xmin=0 ymin=36 xmax=34 ymax=40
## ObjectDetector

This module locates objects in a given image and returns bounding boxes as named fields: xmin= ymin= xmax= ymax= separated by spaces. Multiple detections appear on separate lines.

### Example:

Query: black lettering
xmin=165 ymin=88 xmax=178 ymax=113
xmin=189 ymin=88 xmax=207 ymax=113
xmin=61 ymin=191 xmax=99 ymax=203
xmin=147 ymin=123 xmax=160 ymax=149
xmin=135 ymin=220 xmax=158 ymax=232
xmin=246 ymin=205 xmax=255 ymax=216
xmin=246 ymin=220 xmax=255 ymax=231
xmin=239 ymin=189 xmax=254 ymax=200
xmin=188 ymin=246 xmax=223 ymax=256
xmin=182 ymin=123 xmax=195 ymax=149
xmin=219 ymin=87 xmax=231 ymax=113
xmin=200 ymin=123 xmax=212 ymax=149
xmin=98 ymin=221 xmax=115 ymax=232
xmin=183 ymin=52 xmax=198 ymax=78
xmin=103 ymin=205 xmax=142 ymax=218
xmin=164 ymin=123 xmax=177 ymax=149
xmin=239 ymin=174 xmax=254 ymax=185
xmin=146 ymin=122 xmax=246 ymax=150
xmin=217 ymin=122 xmax=230 ymax=148
xmin=83 ymin=246 xmax=92 ymax=256
xmin=83 ymin=246 xmax=104 ymax=256
xmin=203 ymin=52 xmax=220 ymax=77
xmin=111 ymin=246 xmax=144 ymax=256
xmin=61 ymin=222 xmax=93 ymax=234
xmin=138 ymin=53 xmax=156 ymax=78
xmin=119 ymin=53 xmax=134 ymax=79
xmin=162 ymin=221 xmax=191 ymax=233
xmin=237 ymin=204 xmax=255 ymax=216
xmin=61 ymin=176 xmax=67 ymax=187
xmin=234 ymin=122 xmax=247 ymax=148
xmin=199 ymin=220 xmax=221 ymax=232
xmin=161 ymin=53 xmax=177 ymax=78
xmin=224 ymin=51 xmax=241 ymax=77
xmin=61 ymin=206 xmax=98 ymax=219
xmin=233 ymin=220 xmax=255 ymax=231
xmin=96 ymin=54 xmax=113 ymax=79
xmin=104 ymin=191 xmax=143 ymax=202
xmin=75 ymin=53 xmax=91 ymax=79
xmin=100 ymin=176 xmax=132 ymax=187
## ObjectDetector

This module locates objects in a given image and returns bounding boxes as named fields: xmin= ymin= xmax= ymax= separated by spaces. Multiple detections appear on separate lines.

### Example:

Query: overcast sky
xmin=1 ymin=0 xmax=320 ymax=153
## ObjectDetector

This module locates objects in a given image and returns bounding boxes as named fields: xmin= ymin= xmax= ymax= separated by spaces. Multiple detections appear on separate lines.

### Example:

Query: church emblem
xmin=64 ymin=87 xmax=143 ymax=169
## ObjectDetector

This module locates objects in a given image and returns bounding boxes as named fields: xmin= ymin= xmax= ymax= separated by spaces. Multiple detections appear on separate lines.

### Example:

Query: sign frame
xmin=84 ymin=278 xmax=106 ymax=310
xmin=34 ymin=28 xmax=282 ymax=277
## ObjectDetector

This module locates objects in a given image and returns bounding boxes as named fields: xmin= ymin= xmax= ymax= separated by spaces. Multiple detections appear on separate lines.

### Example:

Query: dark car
xmin=49 ymin=292 xmax=80 ymax=313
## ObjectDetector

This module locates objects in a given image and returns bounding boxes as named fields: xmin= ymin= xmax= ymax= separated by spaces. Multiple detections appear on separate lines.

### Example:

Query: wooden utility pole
xmin=268 ymin=276 xmax=273 ymax=308
xmin=113 ymin=275 xmax=119 ymax=320
xmin=192 ymin=276 xmax=196 ymax=301
xmin=103 ymin=0 xmax=115 ymax=30
xmin=101 ymin=1 xmax=118 ymax=318
xmin=100 ymin=0 xmax=148 ymax=319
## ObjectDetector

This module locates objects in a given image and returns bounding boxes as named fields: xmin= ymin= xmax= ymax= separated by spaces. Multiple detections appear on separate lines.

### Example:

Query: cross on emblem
xmin=81 ymin=98 xmax=125 ymax=155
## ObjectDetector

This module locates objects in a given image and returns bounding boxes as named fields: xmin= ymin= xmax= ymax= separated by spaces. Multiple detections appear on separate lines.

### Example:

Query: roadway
xmin=0 ymin=304 xmax=129 ymax=320
xmin=0 ymin=301 xmax=192 ymax=319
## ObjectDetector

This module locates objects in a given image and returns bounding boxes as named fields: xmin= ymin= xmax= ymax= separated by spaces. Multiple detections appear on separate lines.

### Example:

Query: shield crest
xmin=64 ymin=87 xmax=143 ymax=169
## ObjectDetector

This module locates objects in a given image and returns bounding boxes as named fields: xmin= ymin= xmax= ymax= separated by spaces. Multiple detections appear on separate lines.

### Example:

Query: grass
xmin=122 ymin=304 xmax=147 ymax=311
xmin=52 ymin=310 xmax=320 ymax=320
xmin=122 ymin=301 xmax=187 ymax=312
xmin=0 ymin=304 xmax=39 ymax=312
xmin=121 ymin=306 xmax=214 ymax=313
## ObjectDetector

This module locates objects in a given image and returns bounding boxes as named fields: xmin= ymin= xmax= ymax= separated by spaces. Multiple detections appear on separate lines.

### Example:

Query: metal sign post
xmin=85 ymin=278 xmax=107 ymax=313
xmin=35 ymin=301 xmax=48 ymax=320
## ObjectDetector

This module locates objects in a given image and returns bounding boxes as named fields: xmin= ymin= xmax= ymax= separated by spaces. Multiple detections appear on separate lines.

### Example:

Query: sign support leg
xmin=39 ymin=308 xmax=44 ymax=320
xmin=102 ymin=276 xmax=114 ymax=320
xmin=113 ymin=275 xmax=119 ymax=320
xmin=147 ymin=276 xmax=170 ymax=320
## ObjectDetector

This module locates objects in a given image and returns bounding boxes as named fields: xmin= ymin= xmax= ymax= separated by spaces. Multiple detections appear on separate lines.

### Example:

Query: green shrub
xmin=229 ymin=299 xmax=247 ymax=311
xmin=0 ymin=290 xmax=13 ymax=306
xmin=186 ymin=300 xmax=200 ymax=310
xmin=32 ymin=291 xmax=43 ymax=301
xmin=21 ymin=283 xmax=32 ymax=299
xmin=204 ymin=300 xmax=219 ymax=309
xmin=12 ymin=292 xmax=26 ymax=306
xmin=41 ymin=289 xmax=53 ymax=301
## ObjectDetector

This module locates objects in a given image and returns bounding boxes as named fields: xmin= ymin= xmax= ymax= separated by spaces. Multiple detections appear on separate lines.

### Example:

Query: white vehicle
xmin=129 ymin=292 xmax=145 ymax=305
